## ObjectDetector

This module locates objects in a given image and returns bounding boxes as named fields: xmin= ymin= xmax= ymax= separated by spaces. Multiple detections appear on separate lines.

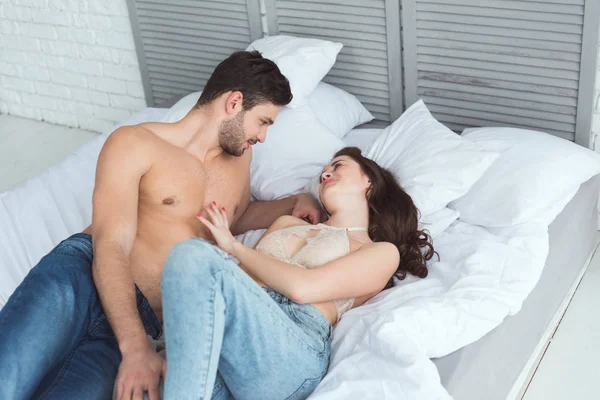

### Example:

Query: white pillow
xmin=343 ymin=128 xmax=383 ymax=153
xmin=246 ymin=35 xmax=343 ymax=108
xmin=365 ymin=100 xmax=499 ymax=216
xmin=449 ymin=127 xmax=600 ymax=227
xmin=308 ymin=82 xmax=373 ymax=137
xmin=160 ymin=91 xmax=201 ymax=123
xmin=251 ymin=104 xmax=345 ymax=200
xmin=419 ymin=207 xmax=460 ymax=238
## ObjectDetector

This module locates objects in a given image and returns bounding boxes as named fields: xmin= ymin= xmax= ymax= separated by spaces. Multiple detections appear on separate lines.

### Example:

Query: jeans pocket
xmin=285 ymin=376 xmax=322 ymax=400
xmin=287 ymin=304 xmax=329 ymax=355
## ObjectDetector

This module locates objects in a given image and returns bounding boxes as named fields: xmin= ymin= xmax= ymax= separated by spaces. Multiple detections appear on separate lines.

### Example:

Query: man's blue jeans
xmin=0 ymin=233 xmax=162 ymax=400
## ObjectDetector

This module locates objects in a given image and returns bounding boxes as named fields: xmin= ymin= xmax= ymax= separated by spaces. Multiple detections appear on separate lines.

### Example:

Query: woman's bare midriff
xmin=247 ymin=274 xmax=374 ymax=326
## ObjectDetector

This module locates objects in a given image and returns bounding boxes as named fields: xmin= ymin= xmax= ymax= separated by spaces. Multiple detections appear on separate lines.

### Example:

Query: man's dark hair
xmin=196 ymin=51 xmax=292 ymax=110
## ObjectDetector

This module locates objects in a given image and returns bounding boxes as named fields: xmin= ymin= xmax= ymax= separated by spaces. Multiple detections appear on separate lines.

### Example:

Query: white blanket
xmin=307 ymin=220 xmax=551 ymax=399
xmin=0 ymin=108 xmax=587 ymax=399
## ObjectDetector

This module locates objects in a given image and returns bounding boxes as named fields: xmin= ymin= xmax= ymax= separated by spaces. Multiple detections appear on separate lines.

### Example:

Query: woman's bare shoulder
xmin=354 ymin=241 xmax=400 ymax=264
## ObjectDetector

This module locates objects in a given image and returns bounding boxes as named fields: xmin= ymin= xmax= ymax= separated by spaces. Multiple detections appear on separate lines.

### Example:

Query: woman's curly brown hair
xmin=334 ymin=147 xmax=438 ymax=289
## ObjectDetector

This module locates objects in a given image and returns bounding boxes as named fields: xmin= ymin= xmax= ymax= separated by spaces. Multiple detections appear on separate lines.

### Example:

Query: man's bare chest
xmin=139 ymin=154 xmax=250 ymax=222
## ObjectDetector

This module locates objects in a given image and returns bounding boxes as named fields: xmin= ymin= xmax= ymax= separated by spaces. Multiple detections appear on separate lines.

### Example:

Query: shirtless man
xmin=0 ymin=51 xmax=321 ymax=400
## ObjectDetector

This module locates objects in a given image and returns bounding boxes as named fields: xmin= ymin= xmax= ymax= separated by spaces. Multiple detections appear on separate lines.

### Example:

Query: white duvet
xmin=0 ymin=108 xmax=590 ymax=399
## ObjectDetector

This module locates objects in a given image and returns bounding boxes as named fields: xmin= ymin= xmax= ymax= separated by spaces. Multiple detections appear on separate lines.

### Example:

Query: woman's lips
xmin=322 ymin=179 xmax=336 ymax=188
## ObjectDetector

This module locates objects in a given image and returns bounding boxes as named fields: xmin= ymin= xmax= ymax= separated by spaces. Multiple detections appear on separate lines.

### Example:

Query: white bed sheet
xmin=0 ymin=109 xmax=586 ymax=399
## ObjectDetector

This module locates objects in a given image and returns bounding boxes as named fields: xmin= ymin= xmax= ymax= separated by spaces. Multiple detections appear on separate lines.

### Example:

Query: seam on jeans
xmin=284 ymin=376 xmax=323 ymax=400
xmin=203 ymin=270 xmax=221 ymax=400
xmin=211 ymin=375 xmax=226 ymax=398
xmin=88 ymin=313 xmax=108 ymax=333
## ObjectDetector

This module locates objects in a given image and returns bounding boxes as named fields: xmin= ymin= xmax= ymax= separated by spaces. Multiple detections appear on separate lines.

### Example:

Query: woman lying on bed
xmin=160 ymin=146 xmax=436 ymax=400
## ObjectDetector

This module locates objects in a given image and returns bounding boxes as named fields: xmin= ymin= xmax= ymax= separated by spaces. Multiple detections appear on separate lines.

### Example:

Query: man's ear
xmin=225 ymin=91 xmax=244 ymax=114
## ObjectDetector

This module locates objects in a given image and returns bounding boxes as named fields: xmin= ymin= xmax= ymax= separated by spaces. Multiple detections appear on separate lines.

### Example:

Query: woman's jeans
xmin=161 ymin=238 xmax=332 ymax=400
xmin=0 ymin=233 xmax=162 ymax=400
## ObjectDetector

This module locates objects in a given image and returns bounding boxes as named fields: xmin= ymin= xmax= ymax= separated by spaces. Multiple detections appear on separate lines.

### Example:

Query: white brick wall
xmin=0 ymin=0 xmax=147 ymax=133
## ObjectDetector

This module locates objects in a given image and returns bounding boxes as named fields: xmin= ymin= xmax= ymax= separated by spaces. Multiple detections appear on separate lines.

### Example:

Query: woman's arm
xmin=198 ymin=203 xmax=399 ymax=304
xmin=233 ymin=241 xmax=399 ymax=304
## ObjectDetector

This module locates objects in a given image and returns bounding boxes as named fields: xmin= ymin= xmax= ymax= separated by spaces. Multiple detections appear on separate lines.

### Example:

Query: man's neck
xmin=175 ymin=107 xmax=224 ymax=162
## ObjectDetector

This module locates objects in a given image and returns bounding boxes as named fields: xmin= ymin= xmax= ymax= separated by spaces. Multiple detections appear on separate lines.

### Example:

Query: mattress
xmin=433 ymin=174 xmax=600 ymax=400
xmin=2 ymin=108 xmax=599 ymax=400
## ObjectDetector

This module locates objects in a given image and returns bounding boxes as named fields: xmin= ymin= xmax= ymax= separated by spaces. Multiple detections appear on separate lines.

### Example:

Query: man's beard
xmin=218 ymin=111 xmax=246 ymax=157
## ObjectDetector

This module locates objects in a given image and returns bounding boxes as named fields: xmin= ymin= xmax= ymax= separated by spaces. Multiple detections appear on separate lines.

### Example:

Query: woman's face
xmin=318 ymin=156 xmax=371 ymax=200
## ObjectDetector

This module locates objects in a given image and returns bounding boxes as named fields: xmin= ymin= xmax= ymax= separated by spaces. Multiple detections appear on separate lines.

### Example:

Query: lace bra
xmin=256 ymin=223 xmax=367 ymax=323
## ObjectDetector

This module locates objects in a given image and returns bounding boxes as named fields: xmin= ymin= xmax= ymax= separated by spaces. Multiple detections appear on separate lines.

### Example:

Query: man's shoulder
xmin=104 ymin=124 xmax=165 ymax=153
xmin=98 ymin=125 xmax=163 ymax=170
xmin=108 ymin=123 xmax=158 ymax=141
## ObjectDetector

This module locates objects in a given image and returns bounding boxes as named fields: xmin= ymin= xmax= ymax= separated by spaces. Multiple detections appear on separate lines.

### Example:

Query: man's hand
xmin=292 ymin=193 xmax=324 ymax=224
xmin=231 ymin=192 xmax=326 ymax=234
xmin=116 ymin=346 xmax=166 ymax=400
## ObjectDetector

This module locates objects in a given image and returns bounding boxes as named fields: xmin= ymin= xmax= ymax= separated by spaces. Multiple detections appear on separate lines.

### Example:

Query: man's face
xmin=217 ymin=103 xmax=280 ymax=156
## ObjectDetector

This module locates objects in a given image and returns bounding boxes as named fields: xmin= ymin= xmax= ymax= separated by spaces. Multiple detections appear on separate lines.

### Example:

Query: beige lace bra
xmin=256 ymin=223 xmax=367 ymax=323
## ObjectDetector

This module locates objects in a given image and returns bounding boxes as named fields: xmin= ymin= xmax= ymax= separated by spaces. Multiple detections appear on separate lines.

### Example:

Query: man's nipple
xmin=162 ymin=196 xmax=176 ymax=205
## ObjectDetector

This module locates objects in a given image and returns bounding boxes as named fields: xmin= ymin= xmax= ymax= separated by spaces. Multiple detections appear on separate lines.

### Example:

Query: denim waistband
xmin=69 ymin=232 xmax=92 ymax=241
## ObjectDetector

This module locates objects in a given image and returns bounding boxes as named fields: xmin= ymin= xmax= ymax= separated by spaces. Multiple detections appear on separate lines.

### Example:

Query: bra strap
xmin=345 ymin=227 xmax=368 ymax=232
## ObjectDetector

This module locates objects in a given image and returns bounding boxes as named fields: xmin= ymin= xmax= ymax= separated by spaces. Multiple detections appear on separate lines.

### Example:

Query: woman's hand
xmin=197 ymin=203 xmax=236 ymax=255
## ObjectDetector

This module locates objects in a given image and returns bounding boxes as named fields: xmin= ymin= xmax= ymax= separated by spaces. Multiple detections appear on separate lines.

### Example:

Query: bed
xmin=1 ymin=101 xmax=599 ymax=399
xmin=433 ymin=173 xmax=600 ymax=400
xmin=3 ymin=0 xmax=600 ymax=396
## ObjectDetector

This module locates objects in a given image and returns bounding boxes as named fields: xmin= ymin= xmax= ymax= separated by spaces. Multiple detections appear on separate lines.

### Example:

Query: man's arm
xmin=91 ymin=127 xmax=164 ymax=399
xmin=231 ymin=193 xmax=322 ymax=236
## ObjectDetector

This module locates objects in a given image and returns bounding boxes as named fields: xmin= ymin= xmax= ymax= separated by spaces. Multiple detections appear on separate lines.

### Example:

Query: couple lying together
xmin=0 ymin=51 xmax=436 ymax=400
